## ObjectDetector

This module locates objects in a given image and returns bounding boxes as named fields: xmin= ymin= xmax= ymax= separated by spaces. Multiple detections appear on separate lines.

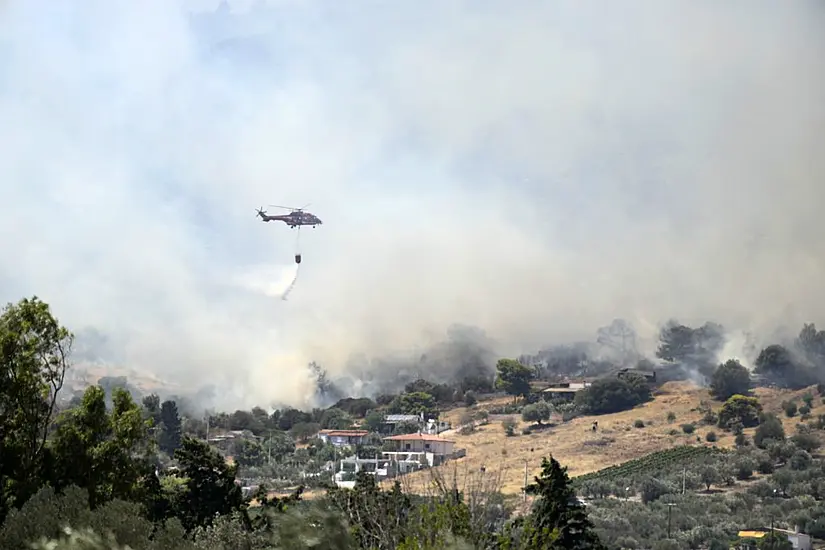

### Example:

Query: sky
xmin=1 ymin=0 xmax=823 ymax=409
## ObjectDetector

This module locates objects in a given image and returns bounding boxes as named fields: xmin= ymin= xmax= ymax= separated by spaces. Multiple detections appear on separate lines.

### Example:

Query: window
xmin=405 ymin=443 xmax=411 ymax=450
xmin=424 ymin=443 xmax=431 ymax=450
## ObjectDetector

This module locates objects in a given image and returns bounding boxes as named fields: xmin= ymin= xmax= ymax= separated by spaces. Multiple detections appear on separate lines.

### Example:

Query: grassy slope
xmin=388 ymin=382 xmax=823 ymax=497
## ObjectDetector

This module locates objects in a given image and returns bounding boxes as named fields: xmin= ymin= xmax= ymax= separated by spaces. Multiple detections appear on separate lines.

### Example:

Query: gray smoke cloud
xmin=1 ymin=0 xmax=823 ymax=410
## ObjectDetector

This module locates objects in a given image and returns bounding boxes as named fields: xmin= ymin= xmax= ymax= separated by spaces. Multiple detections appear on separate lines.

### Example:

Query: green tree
xmin=718 ymin=395 xmax=762 ymax=429
xmin=0 ymin=296 xmax=73 ymax=518
xmin=364 ymin=410 xmax=385 ymax=432
xmin=290 ymin=422 xmax=320 ymax=442
xmin=173 ymin=437 xmax=246 ymax=531
xmin=141 ymin=394 xmax=161 ymax=427
xmin=265 ymin=431 xmax=296 ymax=461
xmin=234 ymin=439 xmax=265 ymax=468
xmin=754 ymin=413 xmax=785 ymax=448
xmin=516 ymin=456 xmax=605 ymax=549
xmin=158 ymin=400 xmax=182 ymax=455
xmin=710 ymin=359 xmax=751 ymax=400
xmin=755 ymin=344 xmax=816 ymax=389
xmin=389 ymin=392 xmax=437 ymax=417
xmin=320 ymin=408 xmax=353 ymax=430
xmin=522 ymin=401 xmax=552 ymax=425
xmin=50 ymin=386 xmax=153 ymax=509
xmin=494 ymin=359 xmax=533 ymax=400
xmin=575 ymin=375 xmax=650 ymax=415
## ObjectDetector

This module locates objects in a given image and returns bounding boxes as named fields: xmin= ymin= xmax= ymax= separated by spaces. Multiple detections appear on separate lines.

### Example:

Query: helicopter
xmin=255 ymin=204 xmax=323 ymax=228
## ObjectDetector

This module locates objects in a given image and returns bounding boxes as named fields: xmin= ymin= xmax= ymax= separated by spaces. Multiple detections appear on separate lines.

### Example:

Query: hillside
xmin=389 ymin=381 xmax=824 ymax=496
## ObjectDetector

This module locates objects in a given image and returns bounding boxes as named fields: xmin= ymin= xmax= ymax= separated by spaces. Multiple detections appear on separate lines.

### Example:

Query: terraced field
xmin=573 ymin=445 xmax=727 ymax=484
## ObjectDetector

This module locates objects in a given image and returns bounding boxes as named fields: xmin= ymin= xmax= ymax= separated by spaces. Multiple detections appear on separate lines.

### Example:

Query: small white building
xmin=317 ymin=429 xmax=369 ymax=447
xmin=424 ymin=419 xmax=452 ymax=434
xmin=737 ymin=529 xmax=812 ymax=550
xmin=382 ymin=433 xmax=457 ymax=468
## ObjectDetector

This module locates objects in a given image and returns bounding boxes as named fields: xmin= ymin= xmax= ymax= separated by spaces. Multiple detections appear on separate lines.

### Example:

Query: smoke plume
xmin=1 ymin=1 xmax=823 ymax=410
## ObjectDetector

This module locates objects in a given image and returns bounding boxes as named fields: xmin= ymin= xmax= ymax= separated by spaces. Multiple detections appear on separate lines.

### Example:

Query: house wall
xmin=787 ymin=533 xmax=811 ymax=550
xmin=394 ymin=439 xmax=455 ymax=455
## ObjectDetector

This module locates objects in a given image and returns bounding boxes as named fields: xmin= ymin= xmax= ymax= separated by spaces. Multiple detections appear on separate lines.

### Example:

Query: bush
xmin=789 ymin=449 xmax=812 ymax=470
xmin=668 ymin=429 xmax=679 ymax=436
xmin=666 ymin=412 xmax=676 ymax=423
xmin=754 ymin=413 xmax=785 ymax=448
xmin=681 ymin=423 xmax=695 ymax=434
xmin=502 ymin=418 xmax=516 ymax=436
xmin=791 ymin=431 xmax=820 ymax=453
xmin=705 ymin=431 xmax=717 ymax=442
xmin=633 ymin=419 xmax=645 ymax=428
xmin=802 ymin=393 xmax=814 ymax=408
xmin=783 ymin=401 xmax=798 ymax=417
xmin=735 ymin=460 xmax=754 ymax=480
xmin=463 ymin=391 xmax=477 ymax=407
xmin=799 ymin=404 xmax=811 ymax=416
xmin=718 ymin=395 xmax=762 ymax=429
xmin=735 ymin=433 xmax=748 ymax=447
xmin=756 ymin=455 xmax=775 ymax=474
xmin=575 ymin=376 xmax=651 ymax=415
xmin=521 ymin=401 xmax=552 ymax=425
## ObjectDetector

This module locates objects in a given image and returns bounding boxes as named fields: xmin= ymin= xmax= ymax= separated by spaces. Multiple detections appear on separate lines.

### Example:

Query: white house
xmin=317 ymin=429 xmax=370 ymax=447
xmin=384 ymin=433 xmax=455 ymax=455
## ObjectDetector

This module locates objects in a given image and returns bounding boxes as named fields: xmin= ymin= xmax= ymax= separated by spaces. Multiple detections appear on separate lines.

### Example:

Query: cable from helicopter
xmin=255 ymin=203 xmax=321 ymax=299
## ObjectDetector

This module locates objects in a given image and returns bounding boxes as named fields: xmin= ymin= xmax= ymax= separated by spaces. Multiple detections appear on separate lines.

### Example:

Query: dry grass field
xmin=387 ymin=382 xmax=824 ymax=497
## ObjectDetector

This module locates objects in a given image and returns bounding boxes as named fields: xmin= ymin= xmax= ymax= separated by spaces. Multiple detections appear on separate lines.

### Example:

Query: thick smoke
xmin=1 ymin=1 xmax=824 ymax=410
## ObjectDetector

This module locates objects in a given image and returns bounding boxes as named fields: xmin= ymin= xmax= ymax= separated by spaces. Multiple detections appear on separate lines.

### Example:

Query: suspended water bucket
xmin=295 ymin=254 xmax=302 ymax=264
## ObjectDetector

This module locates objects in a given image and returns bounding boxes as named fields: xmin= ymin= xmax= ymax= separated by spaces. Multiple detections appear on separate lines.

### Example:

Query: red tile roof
xmin=384 ymin=433 xmax=455 ymax=443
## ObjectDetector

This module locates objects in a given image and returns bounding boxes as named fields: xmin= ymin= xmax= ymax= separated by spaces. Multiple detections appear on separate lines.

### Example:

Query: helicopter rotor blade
xmin=267 ymin=204 xmax=301 ymax=211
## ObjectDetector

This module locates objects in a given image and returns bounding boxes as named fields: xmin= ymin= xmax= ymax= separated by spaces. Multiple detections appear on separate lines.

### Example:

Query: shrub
xmin=783 ymin=401 xmax=798 ymax=417
xmin=521 ymin=401 xmax=552 ymax=425
xmin=633 ymin=419 xmax=645 ymax=428
xmin=799 ymin=404 xmax=811 ymax=416
xmin=791 ymin=432 xmax=821 ymax=453
xmin=668 ymin=429 xmax=679 ymax=436
xmin=463 ymin=391 xmax=477 ymax=407
xmin=718 ymin=395 xmax=762 ymax=429
xmin=681 ymin=423 xmax=695 ymax=434
xmin=666 ymin=411 xmax=676 ymax=423
xmin=705 ymin=431 xmax=718 ymax=442
xmin=575 ymin=375 xmax=651 ymax=415
xmin=802 ymin=393 xmax=814 ymax=408
xmin=754 ymin=413 xmax=785 ymax=448
xmin=735 ymin=460 xmax=754 ymax=480
xmin=789 ymin=450 xmax=812 ymax=470
xmin=502 ymin=418 xmax=516 ymax=436
xmin=735 ymin=433 xmax=748 ymax=447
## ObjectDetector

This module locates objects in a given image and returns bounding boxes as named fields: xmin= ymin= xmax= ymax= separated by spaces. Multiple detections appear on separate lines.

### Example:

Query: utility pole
xmin=682 ymin=467 xmax=686 ymax=494
xmin=205 ymin=413 xmax=210 ymax=443
xmin=523 ymin=459 xmax=529 ymax=503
